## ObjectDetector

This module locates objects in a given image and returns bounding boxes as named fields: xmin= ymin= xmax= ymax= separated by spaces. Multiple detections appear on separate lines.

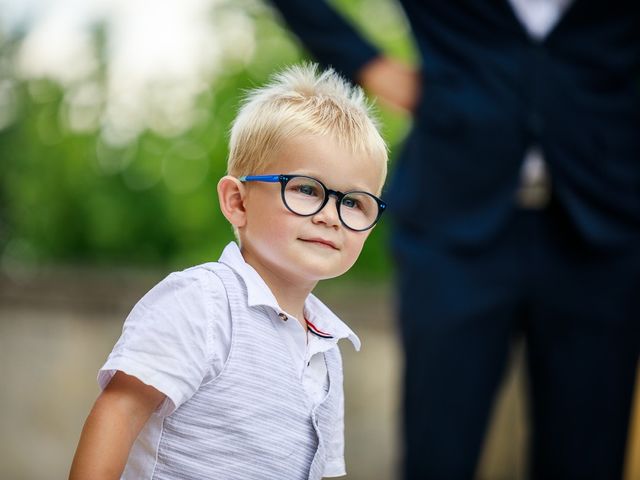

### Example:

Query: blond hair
xmin=227 ymin=63 xmax=388 ymax=191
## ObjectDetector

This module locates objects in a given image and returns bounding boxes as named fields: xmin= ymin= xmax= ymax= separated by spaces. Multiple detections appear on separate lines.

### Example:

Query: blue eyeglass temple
xmin=239 ymin=175 xmax=281 ymax=182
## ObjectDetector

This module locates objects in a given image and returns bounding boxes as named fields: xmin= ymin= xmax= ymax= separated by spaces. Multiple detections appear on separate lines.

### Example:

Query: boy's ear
xmin=217 ymin=175 xmax=247 ymax=228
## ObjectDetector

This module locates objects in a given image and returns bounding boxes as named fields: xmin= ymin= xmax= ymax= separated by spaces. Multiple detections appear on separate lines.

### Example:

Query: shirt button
xmin=278 ymin=312 xmax=288 ymax=321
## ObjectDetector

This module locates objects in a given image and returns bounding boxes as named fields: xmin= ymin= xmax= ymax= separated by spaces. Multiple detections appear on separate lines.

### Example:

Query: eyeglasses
xmin=238 ymin=174 xmax=387 ymax=232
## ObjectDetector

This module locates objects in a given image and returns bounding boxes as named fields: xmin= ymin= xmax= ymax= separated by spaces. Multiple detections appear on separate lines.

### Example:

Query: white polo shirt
xmin=98 ymin=241 xmax=360 ymax=478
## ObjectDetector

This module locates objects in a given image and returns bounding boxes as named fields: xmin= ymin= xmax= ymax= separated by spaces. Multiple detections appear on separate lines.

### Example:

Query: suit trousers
xmin=392 ymin=204 xmax=640 ymax=479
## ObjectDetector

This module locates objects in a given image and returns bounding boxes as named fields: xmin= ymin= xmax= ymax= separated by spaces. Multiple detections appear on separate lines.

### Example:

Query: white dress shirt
xmin=99 ymin=241 xmax=360 ymax=478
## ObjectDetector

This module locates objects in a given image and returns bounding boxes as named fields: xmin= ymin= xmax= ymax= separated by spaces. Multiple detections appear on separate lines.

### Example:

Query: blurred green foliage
xmin=0 ymin=0 xmax=415 ymax=278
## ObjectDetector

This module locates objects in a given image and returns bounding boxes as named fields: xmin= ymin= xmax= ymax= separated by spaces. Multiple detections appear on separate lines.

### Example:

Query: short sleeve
xmin=98 ymin=269 xmax=220 ymax=416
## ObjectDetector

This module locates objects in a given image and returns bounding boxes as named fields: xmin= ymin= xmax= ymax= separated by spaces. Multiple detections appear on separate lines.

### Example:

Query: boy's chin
xmin=295 ymin=265 xmax=351 ymax=284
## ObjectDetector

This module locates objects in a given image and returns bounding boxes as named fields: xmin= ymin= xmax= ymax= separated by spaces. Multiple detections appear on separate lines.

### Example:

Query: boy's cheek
xmin=347 ymin=234 xmax=370 ymax=260
xmin=355 ymin=230 xmax=373 ymax=247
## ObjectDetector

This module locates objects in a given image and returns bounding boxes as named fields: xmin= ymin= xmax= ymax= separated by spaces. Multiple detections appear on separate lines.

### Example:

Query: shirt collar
xmin=218 ymin=241 xmax=361 ymax=351
xmin=304 ymin=295 xmax=361 ymax=351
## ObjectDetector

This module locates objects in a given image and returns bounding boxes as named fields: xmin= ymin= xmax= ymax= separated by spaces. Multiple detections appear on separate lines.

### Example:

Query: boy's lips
xmin=299 ymin=237 xmax=339 ymax=250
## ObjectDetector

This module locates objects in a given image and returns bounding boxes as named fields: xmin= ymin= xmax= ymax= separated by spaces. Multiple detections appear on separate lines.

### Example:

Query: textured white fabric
xmin=150 ymin=262 xmax=344 ymax=480
xmin=509 ymin=0 xmax=574 ymax=40
xmin=98 ymin=241 xmax=359 ymax=479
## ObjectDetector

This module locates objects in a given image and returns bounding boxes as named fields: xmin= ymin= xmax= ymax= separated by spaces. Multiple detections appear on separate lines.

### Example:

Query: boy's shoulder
xmin=180 ymin=258 xmax=244 ymax=287
xmin=181 ymin=260 xmax=225 ymax=276
xmin=176 ymin=260 xmax=228 ymax=286
xmin=144 ymin=261 xmax=228 ymax=307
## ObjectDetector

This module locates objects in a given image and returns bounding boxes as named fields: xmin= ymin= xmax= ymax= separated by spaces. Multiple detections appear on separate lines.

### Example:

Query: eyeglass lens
xmin=283 ymin=176 xmax=379 ymax=231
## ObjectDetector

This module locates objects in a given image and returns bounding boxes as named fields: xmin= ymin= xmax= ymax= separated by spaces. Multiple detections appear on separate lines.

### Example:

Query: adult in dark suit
xmin=267 ymin=1 xmax=640 ymax=478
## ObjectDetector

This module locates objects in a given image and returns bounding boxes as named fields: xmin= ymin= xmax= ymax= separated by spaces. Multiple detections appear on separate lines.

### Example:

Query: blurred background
xmin=0 ymin=0 xmax=638 ymax=478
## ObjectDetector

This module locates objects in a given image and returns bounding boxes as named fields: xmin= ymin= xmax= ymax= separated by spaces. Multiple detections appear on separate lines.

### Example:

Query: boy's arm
xmin=69 ymin=371 xmax=165 ymax=480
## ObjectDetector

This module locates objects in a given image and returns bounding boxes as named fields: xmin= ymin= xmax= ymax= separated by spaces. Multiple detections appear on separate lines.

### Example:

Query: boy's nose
xmin=311 ymin=197 xmax=341 ymax=228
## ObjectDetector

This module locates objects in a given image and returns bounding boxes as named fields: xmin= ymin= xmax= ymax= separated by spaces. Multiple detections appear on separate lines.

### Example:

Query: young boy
xmin=69 ymin=63 xmax=388 ymax=480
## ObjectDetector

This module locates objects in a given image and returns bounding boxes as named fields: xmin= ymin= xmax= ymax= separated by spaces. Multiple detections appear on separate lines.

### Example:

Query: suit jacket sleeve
xmin=268 ymin=0 xmax=381 ymax=82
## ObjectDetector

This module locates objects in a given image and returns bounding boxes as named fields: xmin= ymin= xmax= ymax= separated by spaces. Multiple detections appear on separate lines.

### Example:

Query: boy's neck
xmin=268 ymin=279 xmax=314 ymax=330
xmin=240 ymin=249 xmax=316 ymax=330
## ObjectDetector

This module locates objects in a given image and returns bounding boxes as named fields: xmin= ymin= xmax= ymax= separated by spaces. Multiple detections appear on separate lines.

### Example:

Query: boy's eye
xmin=342 ymin=197 xmax=360 ymax=209
xmin=289 ymin=181 xmax=321 ymax=197
xmin=298 ymin=184 xmax=317 ymax=196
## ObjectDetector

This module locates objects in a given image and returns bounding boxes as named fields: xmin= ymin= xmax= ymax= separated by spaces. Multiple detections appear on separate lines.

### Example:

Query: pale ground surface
xmin=0 ymin=267 xmax=638 ymax=480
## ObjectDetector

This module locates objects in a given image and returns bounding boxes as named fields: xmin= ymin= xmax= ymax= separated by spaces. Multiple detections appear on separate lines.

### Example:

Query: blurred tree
xmin=0 ymin=0 xmax=415 ymax=278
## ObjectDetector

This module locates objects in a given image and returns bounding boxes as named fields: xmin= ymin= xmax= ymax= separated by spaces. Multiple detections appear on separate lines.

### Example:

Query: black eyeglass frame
xmin=238 ymin=174 xmax=387 ymax=232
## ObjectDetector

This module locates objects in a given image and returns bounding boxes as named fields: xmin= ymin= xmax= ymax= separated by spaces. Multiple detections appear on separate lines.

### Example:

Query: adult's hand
xmin=357 ymin=56 xmax=420 ymax=114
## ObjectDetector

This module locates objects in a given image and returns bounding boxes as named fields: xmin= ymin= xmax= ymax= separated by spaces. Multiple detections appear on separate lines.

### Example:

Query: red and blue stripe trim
xmin=306 ymin=319 xmax=334 ymax=339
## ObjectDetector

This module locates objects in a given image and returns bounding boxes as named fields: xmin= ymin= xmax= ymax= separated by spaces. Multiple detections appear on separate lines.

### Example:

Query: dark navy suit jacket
xmin=269 ymin=0 xmax=640 ymax=247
